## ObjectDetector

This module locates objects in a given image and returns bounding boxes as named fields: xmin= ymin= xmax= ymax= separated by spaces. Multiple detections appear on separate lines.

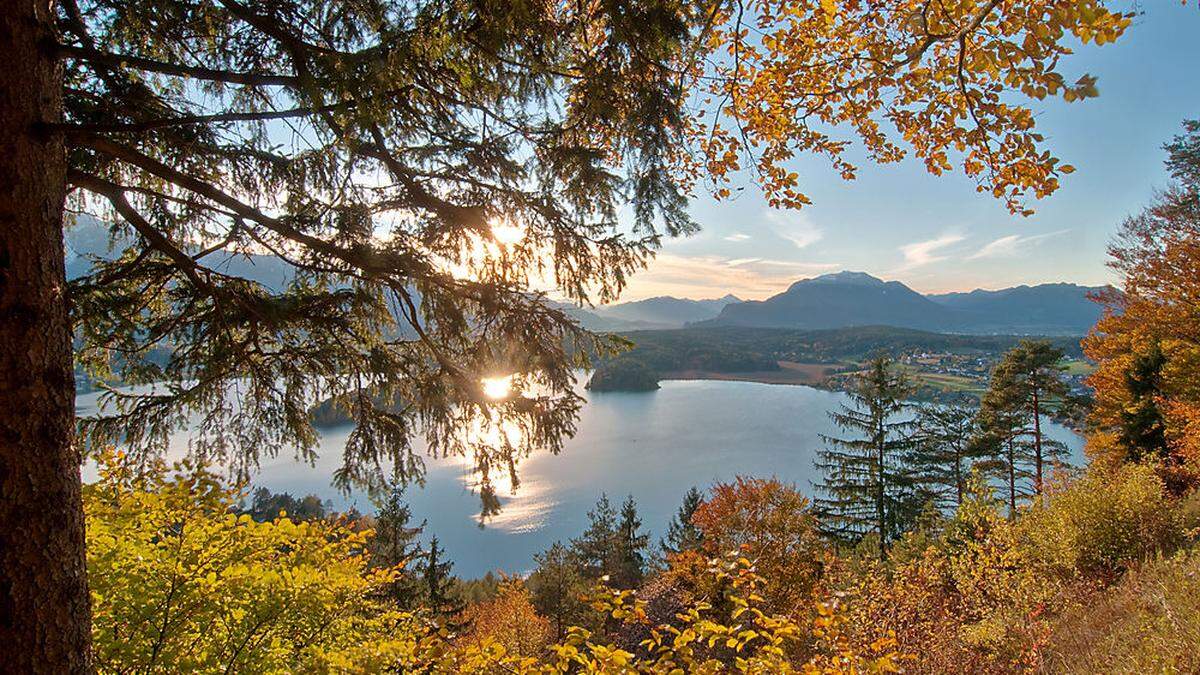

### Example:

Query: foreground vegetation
xmin=81 ymin=119 xmax=1200 ymax=673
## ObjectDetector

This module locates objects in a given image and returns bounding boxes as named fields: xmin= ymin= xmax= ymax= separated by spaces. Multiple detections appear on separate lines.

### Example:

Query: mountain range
xmin=64 ymin=219 xmax=1108 ymax=336
xmin=697 ymin=271 xmax=1109 ymax=335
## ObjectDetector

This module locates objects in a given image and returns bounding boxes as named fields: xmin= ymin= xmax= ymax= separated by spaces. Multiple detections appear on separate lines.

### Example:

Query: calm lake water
xmin=78 ymin=379 xmax=1084 ymax=578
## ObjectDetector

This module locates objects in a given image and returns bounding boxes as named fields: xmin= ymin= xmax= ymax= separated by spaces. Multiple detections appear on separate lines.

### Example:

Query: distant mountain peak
xmin=790 ymin=271 xmax=886 ymax=291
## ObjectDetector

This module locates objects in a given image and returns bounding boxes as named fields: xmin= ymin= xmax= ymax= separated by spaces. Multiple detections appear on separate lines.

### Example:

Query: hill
xmin=592 ymin=294 xmax=741 ymax=328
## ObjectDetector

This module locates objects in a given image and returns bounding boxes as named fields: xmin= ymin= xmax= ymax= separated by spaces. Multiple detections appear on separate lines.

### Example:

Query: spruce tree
xmin=661 ymin=486 xmax=705 ymax=557
xmin=572 ymin=494 xmax=618 ymax=581
xmin=421 ymin=536 xmax=465 ymax=626
xmin=369 ymin=486 xmax=425 ymax=609
xmin=613 ymin=495 xmax=650 ymax=589
xmin=527 ymin=542 xmax=588 ymax=640
xmin=1117 ymin=341 xmax=1170 ymax=462
xmin=910 ymin=405 xmax=990 ymax=508
xmin=815 ymin=356 xmax=920 ymax=559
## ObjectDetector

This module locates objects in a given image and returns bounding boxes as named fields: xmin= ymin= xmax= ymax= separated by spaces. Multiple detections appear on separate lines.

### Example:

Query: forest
xmin=2 ymin=0 xmax=1197 ymax=673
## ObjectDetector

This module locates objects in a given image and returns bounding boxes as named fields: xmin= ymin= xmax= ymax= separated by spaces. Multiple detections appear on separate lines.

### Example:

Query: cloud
xmin=723 ymin=232 xmax=751 ymax=242
xmin=619 ymin=253 xmax=840 ymax=300
xmin=897 ymin=233 xmax=965 ymax=270
xmin=967 ymin=229 xmax=1070 ymax=260
xmin=765 ymin=210 xmax=823 ymax=249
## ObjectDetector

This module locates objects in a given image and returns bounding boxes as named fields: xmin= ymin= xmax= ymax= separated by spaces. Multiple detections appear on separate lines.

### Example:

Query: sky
xmin=615 ymin=3 xmax=1200 ymax=302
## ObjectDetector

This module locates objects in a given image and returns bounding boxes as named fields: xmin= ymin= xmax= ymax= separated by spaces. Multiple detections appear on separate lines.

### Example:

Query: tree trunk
xmin=1032 ymin=385 xmax=1043 ymax=497
xmin=0 ymin=1 xmax=94 ymax=672
xmin=1006 ymin=437 xmax=1016 ymax=519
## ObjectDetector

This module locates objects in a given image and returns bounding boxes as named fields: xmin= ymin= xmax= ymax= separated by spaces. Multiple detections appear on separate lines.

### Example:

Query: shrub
xmin=86 ymin=450 xmax=416 ymax=673
xmin=1021 ymin=463 xmax=1184 ymax=579
xmin=691 ymin=477 xmax=826 ymax=617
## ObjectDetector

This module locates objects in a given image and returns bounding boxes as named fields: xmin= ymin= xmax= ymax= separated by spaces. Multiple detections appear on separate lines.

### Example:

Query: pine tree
xmin=613 ymin=495 xmax=650 ymax=589
xmin=661 ymin=486 xmax=705 ymax=557
xmin=421 ymin=536 xmax=465 ymax=627
xmin=985 ymin=341 xmax=1072 ymax=499
xmin=910 ymin=405 xmax=990 ymax=509
xmin=369 ymin=486 xmax=425 ymax=609
xmin=977 ymin=384 xmax=1034 ymax=519
xmin=815 ymin=356 xmax=920 ymax=559
xmin=572 ymin=494 xmax=618 ymax=581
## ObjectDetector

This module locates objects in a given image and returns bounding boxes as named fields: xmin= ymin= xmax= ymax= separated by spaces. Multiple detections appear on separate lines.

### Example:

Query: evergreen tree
xmin=1117 ymin=341 xmax=1170 ymax=462
xmin=369 ymin=486 xmax=425 ymax=609
xmin=421 ymin=536 xmax=465 ymax=627
xmin=977 ymin=385 xmax=1034 ymax=519
xmin=910 ymin=405 xmax=990 ymax=508
xmin=571 ymin=494 xmax=618 ymax=581
xmin=526 ymin=542 xmax=589 ymax=640
xmin=661 ymin=486 xmax=705 ymax=557
xmin=815 ymin=356 xmax=920 ymax=559
xmin=985 ymin=341 xmax=1072 ymax=498
xmin=613 ymin=495 xmax=650 ymax=589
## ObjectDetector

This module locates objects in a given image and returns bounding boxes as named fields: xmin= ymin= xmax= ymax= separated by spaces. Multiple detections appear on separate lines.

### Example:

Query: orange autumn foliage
xmin=686 ymin=0 xmax=1132 ymax=213
xmin=459 ymin=577 xmax=554 ymax=659
xmin=1084 ymin=121 xmax=1200 ymax=490
xmin=691 ymin=477 xmax=826 ymax=616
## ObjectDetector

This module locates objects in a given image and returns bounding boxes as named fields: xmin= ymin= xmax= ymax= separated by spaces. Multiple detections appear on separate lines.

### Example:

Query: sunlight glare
xmin=489 ymin=217 xmax=526 ymax=247
xmin=481 ymin=374 xmax=514 ymax=400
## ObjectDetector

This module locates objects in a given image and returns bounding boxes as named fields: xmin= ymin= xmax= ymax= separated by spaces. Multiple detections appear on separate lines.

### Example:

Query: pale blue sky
xmin=620 ymin=3 xmax=1200 ymax=301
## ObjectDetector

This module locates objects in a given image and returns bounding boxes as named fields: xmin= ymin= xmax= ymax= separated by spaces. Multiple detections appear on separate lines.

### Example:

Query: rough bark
xmin=0 ymin=0 xmax=94 ymax=672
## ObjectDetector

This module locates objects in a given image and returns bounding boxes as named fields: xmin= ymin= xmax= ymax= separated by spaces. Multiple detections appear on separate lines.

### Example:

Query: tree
xmin=910 ymin=405 xmax=989 ymax=508
xmin=2 ymin=0 xmax=1135 ymax=664
xmin=815 ymin=356 xmax=920 ymax=558
xmin=1085 ymin=120 xmax=1200 ymax=490
xmin=986 ymin=341 xmax=1071 ymax=498
xmin=421 ymin=536 xmax=464 ymax=626
xmin=526 ymin=542 xmax=589 ymax=641
xmin=244 ymin=487 xmax=328 ymax=522
xmin=572 ymin=494 xmax=619 ymax=581
xmin=690 ymin=477 xmax=824 ymax=615
xmin=661 ymin=486 xmax=705 ymax=558
xmin=369 ymin=485 xmax=426 ymax=610
xmin=85 ymin=450 xmax=414 ymax=673
xmin=974 ymin=394 xmax=1033 ymax=519
xmin=459 ymin=577 xmax=553 ymax=659
xmin=613 ymin=495 xmax=650 ymax=590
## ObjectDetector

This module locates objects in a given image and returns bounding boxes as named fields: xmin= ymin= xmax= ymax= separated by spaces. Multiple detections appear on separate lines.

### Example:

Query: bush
xmin=86 ymin=450 xmax=417 ymax=673
xmin=1021 ymin=463 xmax=1184 ymax=579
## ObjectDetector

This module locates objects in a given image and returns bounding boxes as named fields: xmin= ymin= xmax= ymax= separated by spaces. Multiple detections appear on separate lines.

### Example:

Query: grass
xmin=1044 ymin=547 xmax=1200 ymax=674
xmin=1062 ymin=359 xmax=1097 ymax=376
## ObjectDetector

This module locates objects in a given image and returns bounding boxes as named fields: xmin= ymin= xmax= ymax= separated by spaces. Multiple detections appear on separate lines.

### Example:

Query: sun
xmin=489 ymin=217 xmax=526 ymax=247
xmin=481 ymin=374 xmax=513 ymax=400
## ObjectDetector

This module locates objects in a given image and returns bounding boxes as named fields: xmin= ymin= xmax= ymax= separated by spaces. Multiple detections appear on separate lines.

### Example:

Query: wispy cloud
xmin=723 ymin=232 xmax=751 ymax=242
xmin=765 ymin=210 xmax=823 ymax=249
xmin=620 ymin=253 xmax=840 ymax=300
xmin=897 ymin=233 xmax=965 ymax=271
xmin=967 ymin=229 xmax=1070 ymax=260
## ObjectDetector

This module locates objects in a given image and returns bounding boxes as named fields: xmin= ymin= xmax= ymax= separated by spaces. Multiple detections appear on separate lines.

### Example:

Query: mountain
xmin=702 ymin=272 xmax=960 ymax=332
xmin=701 ymin=272 xmax=1106 ymax=335
xmin=593 ymin=294 xmax=741 ymax=328
xmin=927 ymin=283 xmax=1110 ymax=335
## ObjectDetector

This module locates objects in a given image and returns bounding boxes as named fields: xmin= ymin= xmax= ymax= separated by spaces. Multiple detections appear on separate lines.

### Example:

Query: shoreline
xmin=658 ymin=361 xmax=838 ymax=388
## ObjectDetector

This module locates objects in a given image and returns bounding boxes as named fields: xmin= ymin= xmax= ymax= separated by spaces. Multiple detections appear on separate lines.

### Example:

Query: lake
xmin=78 ymin=378 xmax=1084 ymax=578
